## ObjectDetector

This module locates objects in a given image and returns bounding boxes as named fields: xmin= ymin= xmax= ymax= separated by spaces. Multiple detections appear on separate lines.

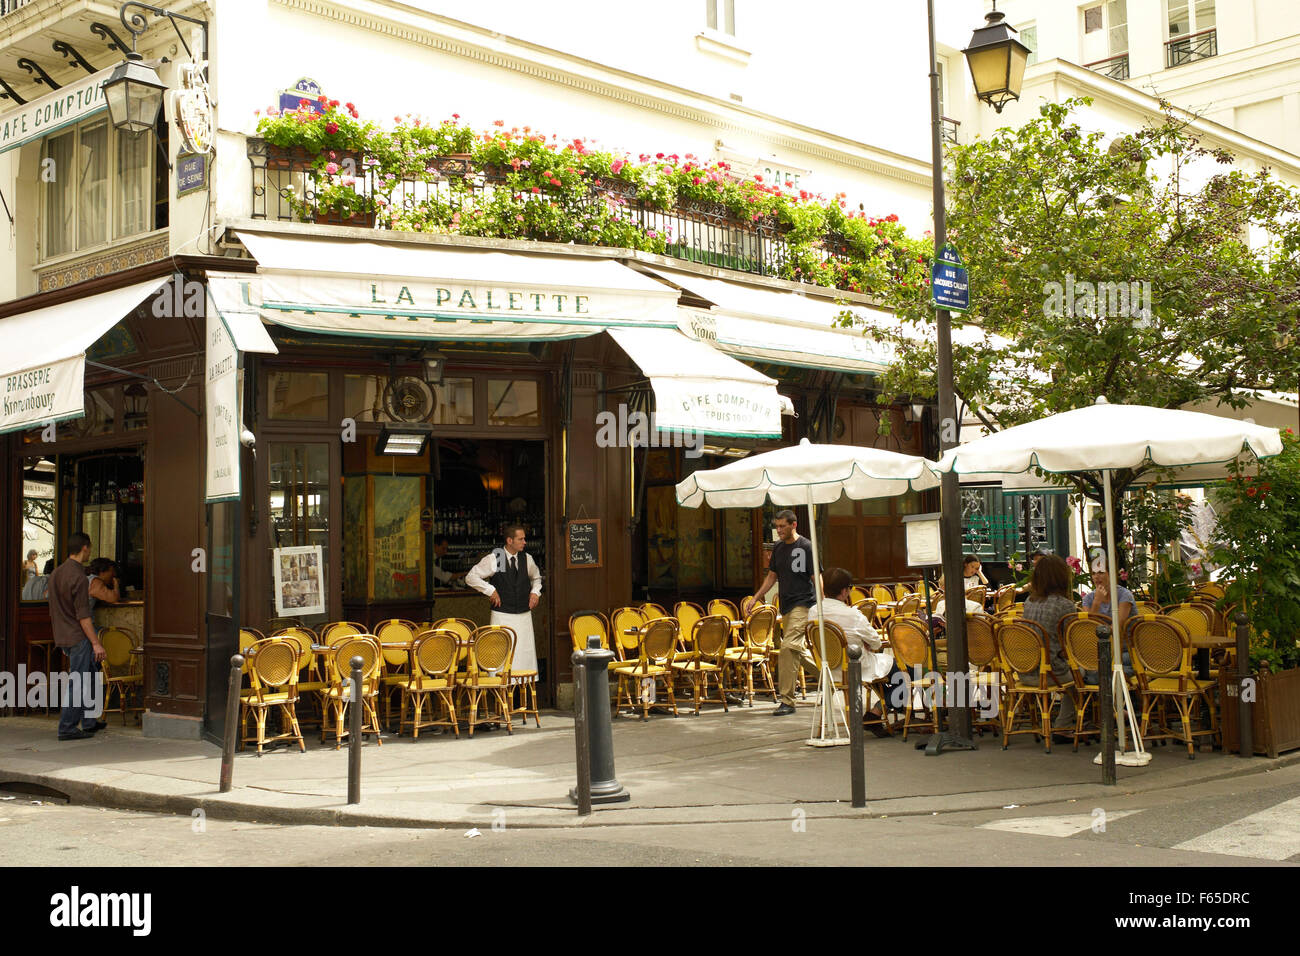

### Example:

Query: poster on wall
xmin=273 ymin=545 xmax=325 ymax=616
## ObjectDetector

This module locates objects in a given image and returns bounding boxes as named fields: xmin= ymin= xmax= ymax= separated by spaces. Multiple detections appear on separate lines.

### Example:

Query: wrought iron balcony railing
xmin=941 ymin=116 xmax=960 ymax=145
xmin=1084 ymin=52 xmax=1130 ymax=80
xmin=246 ymin=138 xmax=857 ymax=285
xmin=0 ymin=0 xmax=33 ymax=16
xmin=1165 ymin=28 xmax=1217 ymax=68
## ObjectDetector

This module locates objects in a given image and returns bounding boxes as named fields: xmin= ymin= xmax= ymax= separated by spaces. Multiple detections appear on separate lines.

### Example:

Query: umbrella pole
xmin=804 ymin=485 xmax=845 ymax=746
xmin=1102 ymin=470 xmax=1147 ymax=763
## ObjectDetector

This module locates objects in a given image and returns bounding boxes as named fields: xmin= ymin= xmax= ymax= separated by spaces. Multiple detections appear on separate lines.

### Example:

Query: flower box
xmin=313 ymin=209 xmax=376 ymax=228
xmin=1218 ymin=665 xmax=1300 ymax=757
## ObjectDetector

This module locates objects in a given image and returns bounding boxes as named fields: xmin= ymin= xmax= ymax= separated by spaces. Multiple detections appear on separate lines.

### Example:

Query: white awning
xmin=234 ymin=231 xmax=680 ymax=340
xmin=206 ymin=273 xmax=278 ymax=354
xmin=642 ymin=267 xmax=899 ymax=372
xmin=607 ymin=327 xmax=782 ymax=439
xmin=0 ymin=277 xmax=169 ymax=435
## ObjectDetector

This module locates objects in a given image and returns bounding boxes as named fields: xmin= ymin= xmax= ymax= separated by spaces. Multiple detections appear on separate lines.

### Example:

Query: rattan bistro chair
xmin=1059 ymin=613 xmax=1114 ymax=752
xmin=853 ymin=598 xmax=879 ymax=628
xmin=887 ymin=616 xmax=940 ymax=740
xmin=463 ymin=626 xmax=516 ymax=737
xmin=993 ymin=585 xmax=1017 ymax=613
xmin=672 ymin=615 xmax=732 ymax=715
xmin=239 ymin=638 xmax=306 ymax=755
xmin=99 ymin=627 xmax=144 ymax=724
xmin=994 ymin=617 xmax=1072 ymax=754
xmin=321 ymin=635 xmax=384 ymax=749
xmin=723 ymin=603 xmax=778 ymax=706
xmin=1127 ymin=614 xmax=1218 ymax=758
xmin=615 ymin=617 xmax=679 ymax=720
xmin=399 ymin=630 xmax=461 ymax=739
xmin=965 ymin=613 xmax=1002 ymax=736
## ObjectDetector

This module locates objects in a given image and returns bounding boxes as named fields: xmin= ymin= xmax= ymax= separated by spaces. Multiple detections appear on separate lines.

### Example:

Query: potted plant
xmin=1212 ymin=427 xmax=1300 ymax=757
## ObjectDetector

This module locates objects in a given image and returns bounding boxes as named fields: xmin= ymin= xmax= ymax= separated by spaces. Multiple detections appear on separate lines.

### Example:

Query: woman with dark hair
xmin=86 ymin=558 xmax=121 ymax=612
xmin=1020 ymin=553 xmax=1078 ymax=737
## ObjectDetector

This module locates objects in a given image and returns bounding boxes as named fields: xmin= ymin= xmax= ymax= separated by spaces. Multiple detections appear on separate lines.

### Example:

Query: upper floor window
xmin=1018 ymin=23 xmax=1038 ymax=66
xmin=41 ymin=114 xmax=163 ymax=260
xmin=706 ymin=0 xmax=735 ymax=36
xmin=1166 ymin=1 xmax=1217 ymax=67
xmin=1082 ymin=1 xmax=1129 ymax=79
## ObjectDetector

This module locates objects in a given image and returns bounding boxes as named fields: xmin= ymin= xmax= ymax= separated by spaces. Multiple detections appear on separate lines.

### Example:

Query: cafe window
xmin=41 ymin=115 xmax=162 ymax=260
xmin=434 ymin=378 xmax=475 ymax=425
xmin=343 ymin=374 xmax=475 ymax=425
xmin=18 ymin=457 xmax=57 ymax=602
xmin=487 ymin=379 xmax=541 ymax=427
xmin=268 ymin=371 xmax=329 ymax=421
xmin=706 ymin=0 xmax=736 ymax=35
xmin=268 ymin=442 xmax=331 ymax=619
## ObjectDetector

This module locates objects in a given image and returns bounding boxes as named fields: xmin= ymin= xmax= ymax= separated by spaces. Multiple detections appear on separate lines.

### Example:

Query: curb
xmin=3 ymin=748 xmax=1298 ymax=831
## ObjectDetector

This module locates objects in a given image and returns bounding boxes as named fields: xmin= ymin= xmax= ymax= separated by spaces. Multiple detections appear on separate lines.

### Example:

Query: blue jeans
xmin=57 ymin=638 xmax=100 ymax=736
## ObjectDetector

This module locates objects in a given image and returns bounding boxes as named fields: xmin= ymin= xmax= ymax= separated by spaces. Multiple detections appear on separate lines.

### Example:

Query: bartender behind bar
xmin=431 ymin=535 xmax=466 ymax=589
xmin=465 ymin=523 xmax=541 ymax=674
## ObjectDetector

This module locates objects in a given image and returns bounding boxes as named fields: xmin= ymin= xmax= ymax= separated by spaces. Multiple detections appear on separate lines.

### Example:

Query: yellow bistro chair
xmin=399 ymin=629 xmax=461 ymax=739
xmin=887 ymin=616 xmax=940 ymax=740
xmin=1128 ymin=614 xmax=1218 ymax=759
xmin=321 ymin=635 xmax=383 ymax=749
xmin=100 ymin=627 xmax=144 ymax=724
xmin=463 ymin=626 xmax=516 ymax=737
xmin=672 ymin=615 xmax=732 ymax=715
xmin=995 ymin=617 xmax=1072 ymax=753
xmin=723 ymin=603 xmax=778 ymax=706
xmin=615 ymin=617 xmax=679 ymax=720
xmin=240 ymin=638 xmax=305 ymax=755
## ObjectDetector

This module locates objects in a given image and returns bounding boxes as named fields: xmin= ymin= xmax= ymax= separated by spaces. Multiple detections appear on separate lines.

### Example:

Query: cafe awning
xmin=606 ymin=327 xmax=782 ymax=439
xmin=205 ymin=273 xmax=279 ymax=354
xmin=0 ymin=277 xmax=169 ymax=435
xmin=640 ymin=267 xmax=899 ymax=373
xmin=233 ymin=231 xmax=680 ymax=340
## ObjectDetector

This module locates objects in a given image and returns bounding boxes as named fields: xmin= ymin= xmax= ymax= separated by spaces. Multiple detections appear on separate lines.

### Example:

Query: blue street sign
xmin=932 ymin=243 xmax=969 ymax=312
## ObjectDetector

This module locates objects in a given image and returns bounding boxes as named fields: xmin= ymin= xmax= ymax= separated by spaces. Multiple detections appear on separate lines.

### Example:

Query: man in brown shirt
xmin=50 ymin=532 xmax=106 ymax=740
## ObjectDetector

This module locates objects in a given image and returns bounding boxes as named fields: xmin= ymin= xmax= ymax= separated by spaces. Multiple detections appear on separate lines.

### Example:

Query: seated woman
xmin=87 ymin=557 xmax=122 ymax=611
xmin=962 ymin=554 xmax=988 ymax=591
xmin=1019 ymin=554 xmax=1078 ymax=737
xmin=1080 ymin=574 xmax=1137 ymax=681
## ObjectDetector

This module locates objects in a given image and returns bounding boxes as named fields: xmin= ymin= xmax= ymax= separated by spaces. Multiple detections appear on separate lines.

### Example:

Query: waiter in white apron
xmin=464 ymin=522 xmax=541 ymax=673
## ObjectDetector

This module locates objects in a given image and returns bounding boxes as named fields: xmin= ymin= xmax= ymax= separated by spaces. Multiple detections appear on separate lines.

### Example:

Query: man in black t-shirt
xmin=749 ymin=509 xmax=817 ymax=715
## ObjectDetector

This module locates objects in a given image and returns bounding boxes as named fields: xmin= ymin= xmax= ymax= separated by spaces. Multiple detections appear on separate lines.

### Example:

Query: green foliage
xmin=850 ymin=96 xmax=1300 ymax=502
xmin=1212 ymin=428 xmax=1300 ymax=672
xmin=1121 ymin=490 xmax=1195 ymax=595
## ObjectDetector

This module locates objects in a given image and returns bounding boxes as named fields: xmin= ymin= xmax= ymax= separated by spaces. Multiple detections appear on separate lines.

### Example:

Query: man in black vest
xmin=465 ymin=523 xmax=541 ymax=674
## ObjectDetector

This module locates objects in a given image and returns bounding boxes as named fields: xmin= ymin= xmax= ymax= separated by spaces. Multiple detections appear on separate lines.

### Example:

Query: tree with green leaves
xmin=851 ymin=97 xmax=1300 ymax=555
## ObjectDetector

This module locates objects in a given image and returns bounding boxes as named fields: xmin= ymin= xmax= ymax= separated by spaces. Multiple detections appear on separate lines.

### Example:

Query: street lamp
xmin=962 ymin=2 xmax=1032 ymax=114
xmin=922 ymin=0 xmax=1025 ymax=754
xmin=102 ymin=2 xmax=209 ymax=134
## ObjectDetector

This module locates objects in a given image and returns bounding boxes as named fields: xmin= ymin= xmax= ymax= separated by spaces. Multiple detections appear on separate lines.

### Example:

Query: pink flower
xmin=325 ymin=162 xmax=339 ymax=175
xmin=611 ymin=159 xmax=626 ymax=174
xmin=510 ymin=158 xmax=522 ymax=171
xmin=754 ymin=174 xmax=763 ymax=182
xmin=531 ymin=186 xmax=541 ymax=194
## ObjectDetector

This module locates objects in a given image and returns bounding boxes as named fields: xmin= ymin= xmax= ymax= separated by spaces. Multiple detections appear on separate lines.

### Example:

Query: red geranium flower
xmin=325 ymin=122 xmax=339 ymax=135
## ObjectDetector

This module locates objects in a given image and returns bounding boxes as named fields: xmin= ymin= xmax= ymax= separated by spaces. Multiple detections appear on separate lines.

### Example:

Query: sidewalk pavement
xmin=2 ymin=703 xmax=1296 ymax=830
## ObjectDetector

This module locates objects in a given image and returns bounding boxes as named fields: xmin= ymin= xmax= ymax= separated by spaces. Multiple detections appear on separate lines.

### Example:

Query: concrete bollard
xmin=847 ymin=643 xmax=865 ymax=808
xmin=569 ymin=635 xmax=629 ymax=805
xmin=219 ymin=654 xmax=244 ymax=793
xmin=1235 ymin=612 xmax=1252 ymax=759
xmin=348 ymin=656 xmax=363 ymax=805
xmin=1097 ymin=629 xmax=1115 ymax=786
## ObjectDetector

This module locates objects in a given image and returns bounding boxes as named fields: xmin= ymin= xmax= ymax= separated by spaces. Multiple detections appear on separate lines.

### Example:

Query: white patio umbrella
xmin=676 ymin=438 xmax=942 ymax=745
xmin=937 ymin=397 xmax=1283 ymax=765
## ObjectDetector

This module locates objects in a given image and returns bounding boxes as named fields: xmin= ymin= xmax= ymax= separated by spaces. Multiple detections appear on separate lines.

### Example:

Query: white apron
xmin=491 ymin=609 xmax=538 ymax=674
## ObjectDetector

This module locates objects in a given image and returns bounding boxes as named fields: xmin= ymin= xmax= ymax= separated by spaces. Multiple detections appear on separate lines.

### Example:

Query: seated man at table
xmin=807 ymin=566 xmax=901 ymax=736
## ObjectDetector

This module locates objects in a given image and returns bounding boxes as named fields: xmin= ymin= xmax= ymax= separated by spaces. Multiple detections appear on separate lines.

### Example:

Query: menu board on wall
xmin=566 ymin=519 xmax=602 ymax=569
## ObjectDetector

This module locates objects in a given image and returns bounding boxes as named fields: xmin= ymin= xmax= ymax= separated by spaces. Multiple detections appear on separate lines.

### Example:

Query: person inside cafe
xmin=49 ymin=532 xmax=106 ymax=741
xmin=1019 ymin=553 xmax=1078 ymax=739
xmin=431 ymin=535 xmax=466 ymax=589
xmin=23 ymin=548 xmax=38 ymax=580
xmin=749 ymin=509 xmax=816 ymax=717
xmin=807 ymin=566 xmax=901 ymax=736
xmin=87 ymin=557 xmax=122 ymax=611
xmin=465 ymin=523 xmax=541 ymax=675
xmin=22 ymin=558 xmax=55 ymax=601
xmin=962 ymin=554 xmax=988 ymax=590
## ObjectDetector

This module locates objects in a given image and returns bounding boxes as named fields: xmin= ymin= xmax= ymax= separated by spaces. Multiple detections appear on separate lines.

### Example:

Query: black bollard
xmin=571 ymin=647 xmax=592 ymax=816
xmin=1097 ymin=628 xmax=1115 ymax=786
xmin=847 ymin=643 xmax=866 ymax=809
xmin=569 ymin=635 xmax=629 ymax=804
xmin=348 ymin=655 xmax=363 ymax=805
xmin=1234 ymin=612 xmax=1252 ymax=759
xmin=219 ymin=654 xmax=244 ymax=793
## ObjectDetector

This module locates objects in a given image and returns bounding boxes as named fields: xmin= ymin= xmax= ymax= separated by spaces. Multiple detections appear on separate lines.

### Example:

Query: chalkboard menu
xmin=566 ymin=518 xmax=602 ymax=569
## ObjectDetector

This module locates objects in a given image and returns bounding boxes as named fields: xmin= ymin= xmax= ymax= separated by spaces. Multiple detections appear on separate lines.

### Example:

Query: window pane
xmin=78 ymin=120 xmax=108 ymax=248
xmin=1084 ymin=6 xmax=1103 ymax=32
xmin=827 ymin=491 xmax=856 ymax=516
xmin=724 ymin=0 xmax=735 ymax=34
xmin=433 ymin=378 xmax=475 ymax=425
xmin=267 ymin=371 xmax=329 ymax=420
xmin=343 ymin=374 xmax=387 ymax=423
xmin=1195 ymin=0 xmax=1215 ymax=30
xmin=487 ymin=379 xmax=540 ymax=426
xmin=116 ymin=128 xmax=151 ymax=239
xmin=19 ymin=457 xmax=57 ymax=602
xmin=44 ymin=131 xmax=75 ymax=257
xmin=706 ymin=0 xmax=716 ymax=30
xmin=1021 ymin=25 xmax=1038 ymax=66
xmin=58 ymin=388 xmax=115 ymax=439
xmin=1108 ymin=0 xmax=1128 ymax=53
xmin=1168 ymin=1 xmax=1190 ymax=36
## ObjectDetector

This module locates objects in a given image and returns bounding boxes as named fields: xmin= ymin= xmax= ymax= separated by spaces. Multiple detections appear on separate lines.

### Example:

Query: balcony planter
xmin=1219 ymin=665 xmax=1300 ymax=757
xmin=313 ymin=209 xmax=377 ymax=228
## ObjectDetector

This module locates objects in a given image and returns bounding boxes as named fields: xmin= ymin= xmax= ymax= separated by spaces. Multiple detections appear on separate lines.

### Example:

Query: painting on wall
xmin=675 ymin=499 xmax=715 ymax=591
xmin=372 ymin=475 xmax=425 ymax=601
xmin=723 ymin=508 xmax=754 ymax=589
xmin=646 ymin=484 xmax=677 ymax=589
xmin=342 ymin=477 xmax=367 ymax=600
